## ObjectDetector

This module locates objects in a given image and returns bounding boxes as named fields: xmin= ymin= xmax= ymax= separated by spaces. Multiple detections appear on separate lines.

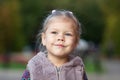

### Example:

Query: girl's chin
xmin=52 ymin=53 xmax=69 ymax=58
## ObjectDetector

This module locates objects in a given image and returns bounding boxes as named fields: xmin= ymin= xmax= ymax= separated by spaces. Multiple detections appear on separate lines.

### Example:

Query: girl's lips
xmin=55 ymin=44 xmax=65 ymax=47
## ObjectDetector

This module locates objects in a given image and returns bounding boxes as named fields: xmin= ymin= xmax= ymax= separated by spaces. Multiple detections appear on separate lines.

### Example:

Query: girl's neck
xmin=47 ymin=53 xmax=69 ymax=67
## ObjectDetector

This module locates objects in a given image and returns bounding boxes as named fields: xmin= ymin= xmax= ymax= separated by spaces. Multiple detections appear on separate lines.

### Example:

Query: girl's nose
xmin=58 ymin=38 xmax=64 ymax=41
xmin=57 ymin=34 xmax=64 ymax=41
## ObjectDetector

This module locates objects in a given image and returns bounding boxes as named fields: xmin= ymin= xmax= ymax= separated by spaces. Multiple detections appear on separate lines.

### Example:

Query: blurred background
xmin=0 ymin=0 xmax=120 ymax=80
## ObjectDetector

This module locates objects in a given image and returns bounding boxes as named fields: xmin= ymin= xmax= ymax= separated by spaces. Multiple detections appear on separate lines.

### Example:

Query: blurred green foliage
xmin=0 ymin=0 xmax=120 ymax=57
xmin=0 ymin=0 xmax=26 ymax=52
xmin=99 ymin=0 xmax=120 ymax=57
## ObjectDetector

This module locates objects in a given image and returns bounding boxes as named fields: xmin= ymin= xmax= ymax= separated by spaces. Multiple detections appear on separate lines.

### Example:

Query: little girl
xmin=21 ymin=9 xmax=88 ymax=80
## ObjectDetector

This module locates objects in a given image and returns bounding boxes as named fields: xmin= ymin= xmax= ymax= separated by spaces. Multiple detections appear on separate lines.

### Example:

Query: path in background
xmin=88 ymin=59 xmax=120 ymax=80
xmin=0 ymin=69 xmax=23 ymax=80
xmin=0 ymin=59 xmax=120 ymax=80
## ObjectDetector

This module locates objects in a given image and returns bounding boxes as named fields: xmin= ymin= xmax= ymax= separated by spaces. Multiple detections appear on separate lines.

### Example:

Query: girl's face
xmin=42 ymin=17 xmax=78 ymax=58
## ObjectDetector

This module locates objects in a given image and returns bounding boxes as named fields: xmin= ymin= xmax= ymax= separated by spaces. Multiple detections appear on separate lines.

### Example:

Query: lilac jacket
xmin=21 ymin=52 xmax=88 ymax=80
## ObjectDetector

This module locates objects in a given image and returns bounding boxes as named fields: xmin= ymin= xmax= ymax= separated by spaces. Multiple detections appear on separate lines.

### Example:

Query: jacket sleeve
xmin=83 ymin=71 xmax=88 ymax=80
xmin=21 ymin=69 xmax=30 ymax=80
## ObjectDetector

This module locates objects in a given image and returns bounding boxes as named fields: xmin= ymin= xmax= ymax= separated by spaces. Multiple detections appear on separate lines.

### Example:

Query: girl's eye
xmin=65 ymin=33 xmax=72 ymax=36
xmin=51 ymin=31 xmax=57 ymax=34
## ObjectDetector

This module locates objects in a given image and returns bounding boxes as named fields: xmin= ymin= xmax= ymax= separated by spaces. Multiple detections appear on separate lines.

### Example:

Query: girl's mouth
xmin=55 ymin=44 xmax=65 ymax=47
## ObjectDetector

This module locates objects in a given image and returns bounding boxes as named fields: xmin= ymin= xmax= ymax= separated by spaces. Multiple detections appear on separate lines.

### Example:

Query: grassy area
xmin=84 ymin=58 xmax=103 ymax=73
xmin=0 ymin=62 xmax=26 ymax=70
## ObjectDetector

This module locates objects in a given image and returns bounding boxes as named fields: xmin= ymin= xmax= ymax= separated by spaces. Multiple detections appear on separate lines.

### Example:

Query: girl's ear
xmin=41 ymin=33 xmax=46 ymax=46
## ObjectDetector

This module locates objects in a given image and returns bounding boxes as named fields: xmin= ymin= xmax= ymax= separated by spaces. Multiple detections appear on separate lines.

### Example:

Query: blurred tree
xmin=0 ymin=0 xmax=26 ymax=52
xmin=99 ymin=0 xmax=120 ymax=57
xmin=20 ymin=0 xmax=49 ymax=50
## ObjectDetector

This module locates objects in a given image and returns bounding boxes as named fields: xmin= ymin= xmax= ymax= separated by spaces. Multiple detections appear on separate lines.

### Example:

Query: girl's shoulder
xmin=27 ymin=52 xmax=46 ymax=70
xmin=69 ymin=55 xmax=84 ymax=65
xmin=28 ymin=52 xmax=45 ymax=64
